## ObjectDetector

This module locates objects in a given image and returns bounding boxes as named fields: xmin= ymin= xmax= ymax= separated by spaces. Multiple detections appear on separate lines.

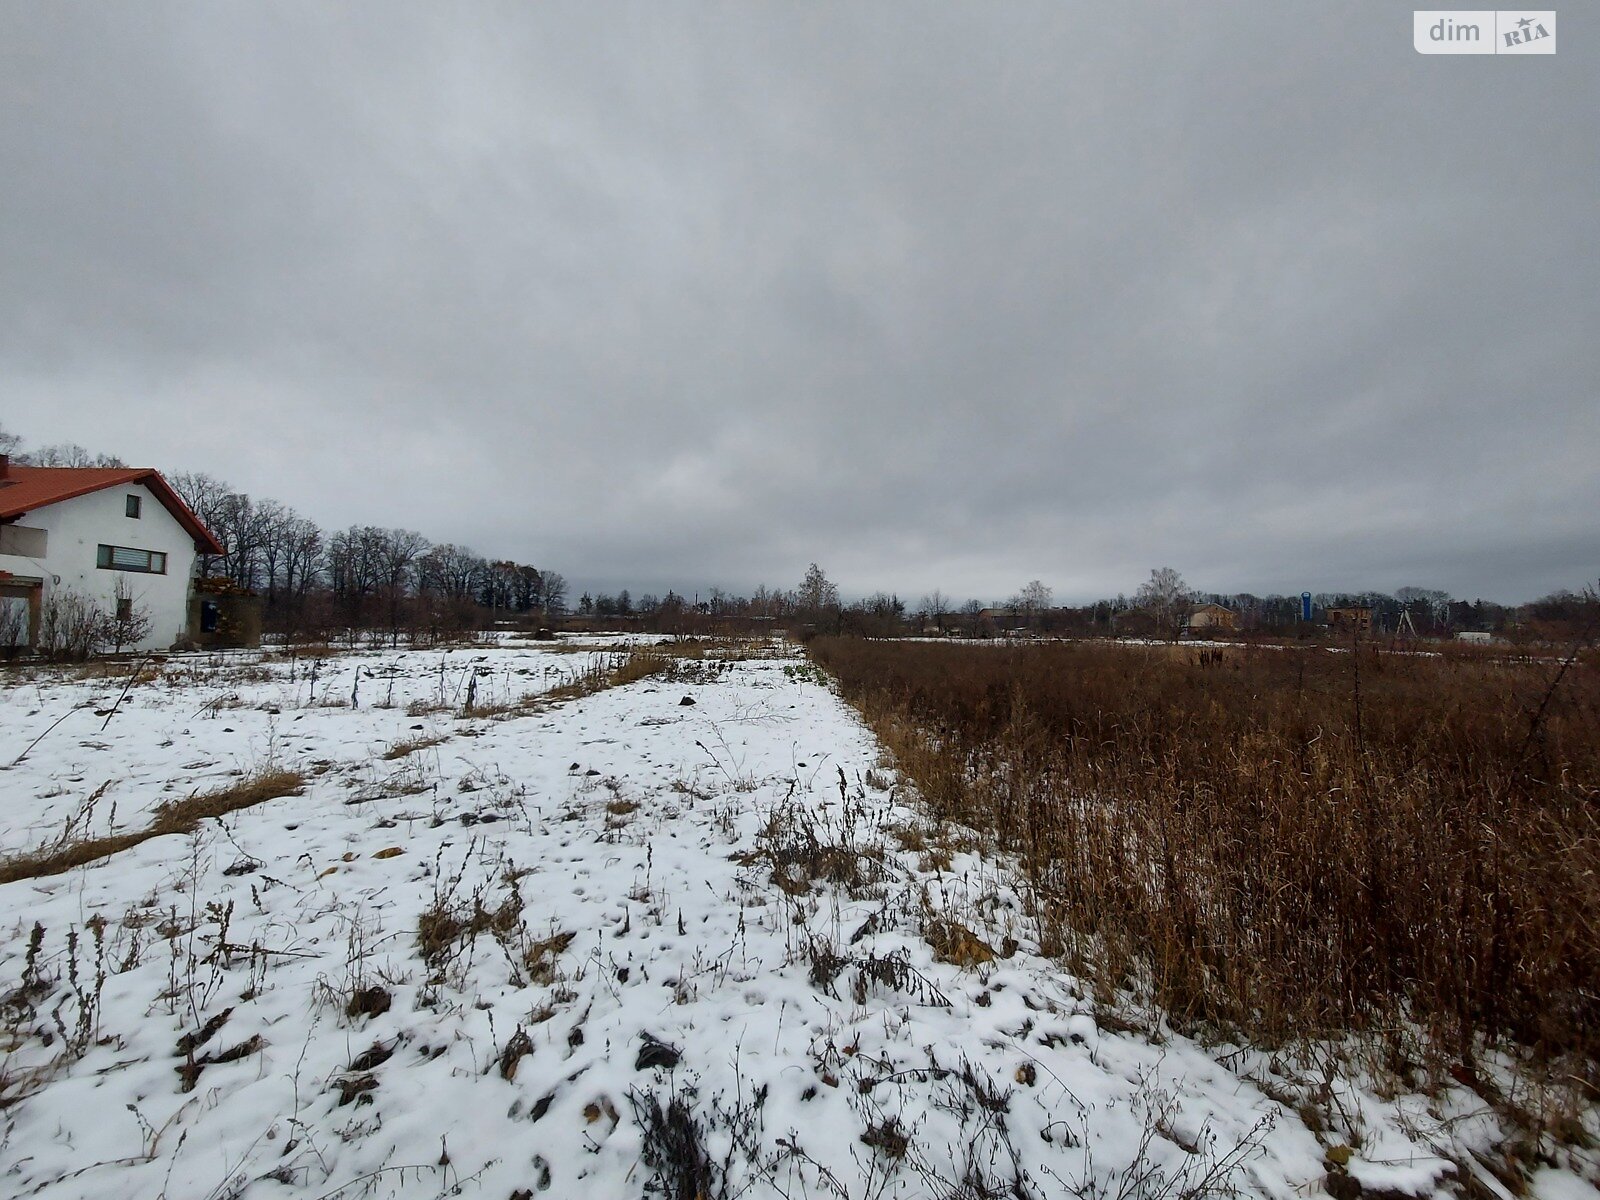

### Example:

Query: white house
xmin=0 ymin=456 xmax=225 ymax=654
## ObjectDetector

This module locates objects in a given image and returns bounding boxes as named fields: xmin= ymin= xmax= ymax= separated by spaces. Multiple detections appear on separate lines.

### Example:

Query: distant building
xmin=189 ymin=577 xmax=265 ymax=650
xmin=977 ymin=608 xmax=1025 ymax=625
xmin=1186 ymin=603 xmax=1238 ymax=633
xmin=1326 ymin=606 xmax=1373 ymax=633
xmin=975 ymin=609 xmax=1038 ymax=638
xmin=0 ymin=456 xmax=226 ymax=653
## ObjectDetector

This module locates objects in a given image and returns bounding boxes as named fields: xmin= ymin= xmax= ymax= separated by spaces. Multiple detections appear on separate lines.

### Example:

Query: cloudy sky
xmin=2 ymin=3 xmax=1594 ymax=604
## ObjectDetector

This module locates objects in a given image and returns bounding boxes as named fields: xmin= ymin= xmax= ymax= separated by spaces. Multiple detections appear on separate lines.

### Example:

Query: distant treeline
xmin=1044 ymin=588 xmax=1560 ymax=640
xmin=573 ymin=569 xmax=1596 ymax=645
xmin=174 ymin=470 xmax=569 ymax=641
xmin=4 ymin=427 xmax=1590 ymax=645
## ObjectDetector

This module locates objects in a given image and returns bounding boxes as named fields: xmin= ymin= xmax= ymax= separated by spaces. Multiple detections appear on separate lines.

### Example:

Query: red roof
xmin=0 ymin=465 xmax=226 ymax=555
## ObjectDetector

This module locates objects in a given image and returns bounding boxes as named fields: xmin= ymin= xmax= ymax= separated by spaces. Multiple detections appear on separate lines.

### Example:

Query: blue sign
xmin=1301 ymin=592 xmax=1313 ymax=621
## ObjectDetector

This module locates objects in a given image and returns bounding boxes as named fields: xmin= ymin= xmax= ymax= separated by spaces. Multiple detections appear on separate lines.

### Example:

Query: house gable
xmin=0 ymin=461 xmax=223 ymax=554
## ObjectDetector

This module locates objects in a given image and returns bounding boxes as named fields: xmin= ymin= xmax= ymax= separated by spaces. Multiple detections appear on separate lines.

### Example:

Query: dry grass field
xmin=811 ymin=637 xmax=1600 ymax=1133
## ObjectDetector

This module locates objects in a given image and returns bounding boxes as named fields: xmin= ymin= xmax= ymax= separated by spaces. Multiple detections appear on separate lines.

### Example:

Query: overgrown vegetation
xmin=810 ymin=637 xmax=1600 ymax=1107
xmin=541 ymin=647 xmax=680 ymax=703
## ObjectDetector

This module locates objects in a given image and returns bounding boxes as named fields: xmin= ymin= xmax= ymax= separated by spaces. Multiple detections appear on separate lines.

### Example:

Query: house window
xmin=126 ymin=494 xmax=142 ymax=518
xmin=116 ymin=597 xmax=133 ymax=620
xmin=96 ymin=544 xmax=167 ymax=574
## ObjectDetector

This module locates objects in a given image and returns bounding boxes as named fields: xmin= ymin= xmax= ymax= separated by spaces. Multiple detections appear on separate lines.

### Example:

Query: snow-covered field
xmin=0 ymin=640 xmax=655 ymax=858
xmin=0 ymin=639 xmax=1589 ymax=1199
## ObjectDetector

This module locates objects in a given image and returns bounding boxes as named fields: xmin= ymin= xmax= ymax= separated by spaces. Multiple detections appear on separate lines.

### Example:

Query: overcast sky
xmin=2 ymin=3 xmax=1594 ymax=604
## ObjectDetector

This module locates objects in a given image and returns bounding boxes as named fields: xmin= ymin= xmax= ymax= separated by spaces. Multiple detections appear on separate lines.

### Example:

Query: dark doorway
xmin=0 ymin=580 xmax=42 ymax=656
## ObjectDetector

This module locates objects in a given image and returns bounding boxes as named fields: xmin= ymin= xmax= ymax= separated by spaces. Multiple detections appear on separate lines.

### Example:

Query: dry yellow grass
xmin=811 ymin=636 xmax=1600 ymax=1082
xmin=0 ymin=767 xmax=306 ymax=884
xmin=382 ymin=733 xmax=449 ymax=759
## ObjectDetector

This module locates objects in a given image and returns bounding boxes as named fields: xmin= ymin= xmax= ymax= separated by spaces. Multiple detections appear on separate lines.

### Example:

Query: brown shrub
xmin=416 ymin=888 xmax=521 ymax=973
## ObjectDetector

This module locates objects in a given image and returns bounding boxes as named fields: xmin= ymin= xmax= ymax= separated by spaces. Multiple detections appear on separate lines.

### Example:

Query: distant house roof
xmin=0 ymin=462 xmax=225 ymax=554
xmin=1191 ymin=603 xmax=1233 ymax=617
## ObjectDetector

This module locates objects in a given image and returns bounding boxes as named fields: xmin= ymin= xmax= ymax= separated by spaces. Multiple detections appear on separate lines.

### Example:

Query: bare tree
xmin=846 ymin=592 xmax=905 ymax=637
xmin=512 ymin=565 xmax=542 ymax=612
xmin=167 ymin=472 xmax=235 ymax=578
xmin=960 ymin=598 xmax=985 ymax=637
xmin=1018 ymin=580 xmax=1053 ymax=629
xmin=102 ymin=576 xmax=153 ymax=654
xmin=27 ymin=443 xmax=125 ymax=468
xmin=253 ymin=499 xmax=296 ymax=603
xmin=797 ymin=562 xmax=840 ymax=626
xmin=483 ymin=560 xmax=524 ymax=613
xmin=918 ymin=589 xmax=949 ymax=634
xmin=1135 ymin=566 xmax=1195 ymax=642
xmin=213 ymin=491 xmax=269 ymax=590
xmin=281 ymin=516 xmax=324 ymax=604
xmin=374 ymin=528 xmax=429 ymax=643
xmin=1395 ymin=586 xmax=1453 ymax=633
xmin=541 ymin=571 xmax=568 ymax=616
xmin=418 ymin=543 xmax=487 ymax=602
xmin=327 ymin=526 xmax=388 ymax=628
xmin=0 ymin=422 xmax=20 ymax=458
xmin=36 ymin=589 xmax=106 ymax=660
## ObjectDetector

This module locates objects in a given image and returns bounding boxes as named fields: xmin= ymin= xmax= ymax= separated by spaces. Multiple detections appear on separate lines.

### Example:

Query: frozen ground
xmin=0 ymin=638 xmax=1592 ymax=1200
xmin=0 ymin=640 xmax=626 ymax=857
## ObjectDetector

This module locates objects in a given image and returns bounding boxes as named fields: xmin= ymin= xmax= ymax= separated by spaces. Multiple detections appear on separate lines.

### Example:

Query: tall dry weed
xmin=811 ymin=638 xmax=1600 ymax=1087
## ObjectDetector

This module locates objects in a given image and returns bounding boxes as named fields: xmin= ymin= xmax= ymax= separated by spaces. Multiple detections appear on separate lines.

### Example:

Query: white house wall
xmin=0 ymin=483 xmax=199 ymax=651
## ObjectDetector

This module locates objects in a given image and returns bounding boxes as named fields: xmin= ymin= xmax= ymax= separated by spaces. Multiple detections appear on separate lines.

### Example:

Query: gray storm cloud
xmin=2 ymin=2 xmax=1595 ymax=602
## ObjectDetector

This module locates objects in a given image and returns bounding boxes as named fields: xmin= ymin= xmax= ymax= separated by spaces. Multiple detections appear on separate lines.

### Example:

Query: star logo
xmin=1517 ymin=16 xmax=1534 ymax=29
